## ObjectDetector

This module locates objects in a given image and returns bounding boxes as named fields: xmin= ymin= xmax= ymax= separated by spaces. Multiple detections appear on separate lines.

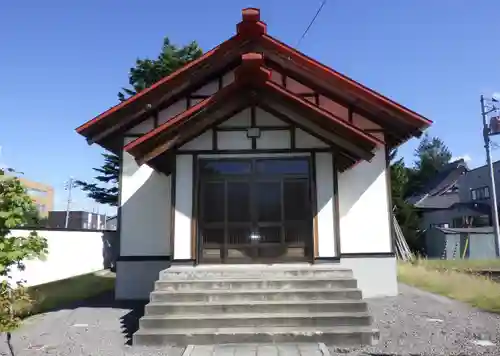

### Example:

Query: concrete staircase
xmin=133 ymin=264 xmax=379 ymax=346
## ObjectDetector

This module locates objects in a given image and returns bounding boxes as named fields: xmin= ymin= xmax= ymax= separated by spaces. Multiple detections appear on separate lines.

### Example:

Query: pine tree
xmin=77 ymin=38 xmax=203 ymax=207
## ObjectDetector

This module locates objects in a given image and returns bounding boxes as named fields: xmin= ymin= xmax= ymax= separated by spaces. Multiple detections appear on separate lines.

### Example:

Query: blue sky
xmin=1 ymin=1 xmax=500 ymax=214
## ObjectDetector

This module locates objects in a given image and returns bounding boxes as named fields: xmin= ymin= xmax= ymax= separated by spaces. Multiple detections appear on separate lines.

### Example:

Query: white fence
xmin=7 ymin=229 xmax=114 ymax=287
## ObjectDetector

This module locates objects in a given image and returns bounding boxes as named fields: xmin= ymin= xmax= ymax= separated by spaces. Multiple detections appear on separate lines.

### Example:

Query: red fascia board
xmin=124 ymin=81 xmax=240 ymax=154
xmin=261 ymin=34 xmax=432 ymax=128
xmin=264 ymin=81 xmax=381 ymax=147
xmin=76 ymin=34 xmax=242 ymax=135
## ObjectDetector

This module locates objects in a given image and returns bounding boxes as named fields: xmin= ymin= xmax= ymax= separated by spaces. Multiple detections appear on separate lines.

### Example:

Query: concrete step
xmin=150 ymin=287 xmax=363 ymax=303
xmin=139 ymin=312 xmax=372 ymax=329
xmin=145 ymin=299 xmax=368 ymax=315
xmin=160 ymin=264 xmax=353 ymax=280
xmin=133 ymin=325 xmax=380 ymax=346
xmin=154 ymin=277 xmax=357 ymax=291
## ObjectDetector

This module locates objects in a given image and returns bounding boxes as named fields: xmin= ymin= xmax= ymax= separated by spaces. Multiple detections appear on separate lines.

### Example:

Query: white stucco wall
xmin=219 ymin=108 xmax=251 ymax=127
xmin=120 ymin=140 xmax=171 ymax=256
xmin=173 ymin=154 xmax=193 ymax=259
xmin=296 ymin=128 xmax=328 ymax=149
xmin=255 ymin=107 xmax=288 ymax=127
xmin=256 ymin=130 xmax=291 ymax=149
xmin=179 ymin=130 xmax=213 ymax=151
xmin=218 ymin=131 xmax=252 ymax=150
xmin=315 ymin=152 xmax=337 ymax=257
xmin=7 ymin=229 xmax=107 ymax=287
xmin=338 ymin=147 xmax=392 ymax=253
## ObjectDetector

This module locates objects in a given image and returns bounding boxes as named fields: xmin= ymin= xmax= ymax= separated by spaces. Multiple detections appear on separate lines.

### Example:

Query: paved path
xmin=0 ymin=284 xmax=499 ymax=355
xmin=184 ymin=343 xmax=328 ymax=356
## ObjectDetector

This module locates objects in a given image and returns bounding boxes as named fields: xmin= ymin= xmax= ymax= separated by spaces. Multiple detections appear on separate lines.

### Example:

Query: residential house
xmin=408 ymin=159 xmax=491 ymax=230
xmin=18 ymin=177 xmax=54 ymax=217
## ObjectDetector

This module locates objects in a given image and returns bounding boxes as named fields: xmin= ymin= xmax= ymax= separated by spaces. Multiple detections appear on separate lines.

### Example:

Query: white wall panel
xmin=218 ymin=131 xmax=252 ymax=150
xmin=256 ymin=130 xmax=291 ymax=149
xmin=315 ymin=152 xmax=336 ymax=257
xmin=158 ymin=100 xmax=186 ymax=125
xmin=192 ymin=80 xmax=219 ymax=96
xmin=255 ymin=108 xmax=288 ymax=127
xmin=219 ymin=108 xmax=251 ymax=127
xmin=296 ymin=128 xmax=329 ymax=148
xmin=120 ymin=149 xmax=171 ymax=256
xmin=222 ymin=70 xmax=235 ymax=87
xmin=179 ymin=130 xmax=213 ymax=151
xmin=338 ymin=148 xmax=391 ymax=253
xmin=126 ymin=117 xmax=154 ymax=135
xmin=173 ymin=155 xmax=193 ymax=260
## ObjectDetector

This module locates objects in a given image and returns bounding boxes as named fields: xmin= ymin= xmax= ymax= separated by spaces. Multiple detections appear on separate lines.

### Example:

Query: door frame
xmin=193 ymin=154 xmax=316 ymax=264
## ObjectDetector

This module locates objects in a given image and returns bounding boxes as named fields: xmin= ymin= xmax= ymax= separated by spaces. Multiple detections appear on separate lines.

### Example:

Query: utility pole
xmin=480 ymin=94 xmax=500 ymax=257
xmin=64 ymin=177 xmax=76 ymax=228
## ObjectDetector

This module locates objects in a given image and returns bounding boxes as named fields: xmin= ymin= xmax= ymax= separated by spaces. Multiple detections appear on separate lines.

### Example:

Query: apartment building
xmin=18 ymin=177 xmax=54 ymax=217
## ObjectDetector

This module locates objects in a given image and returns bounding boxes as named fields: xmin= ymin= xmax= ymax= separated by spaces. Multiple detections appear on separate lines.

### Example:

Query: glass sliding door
xmin=198 ymin=157 xmax=313 ymax=264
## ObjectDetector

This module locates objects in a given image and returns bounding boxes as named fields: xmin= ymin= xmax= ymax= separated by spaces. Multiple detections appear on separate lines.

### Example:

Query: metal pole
xmin=64 ymin=177 xmax=74 ymax=228
xmin=481 ymin=95 xmax=500 ymax=256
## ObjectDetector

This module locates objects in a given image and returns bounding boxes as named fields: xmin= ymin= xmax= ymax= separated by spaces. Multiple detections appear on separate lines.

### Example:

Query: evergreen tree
xmin=77 ymin=38 xmax=203 ymax=206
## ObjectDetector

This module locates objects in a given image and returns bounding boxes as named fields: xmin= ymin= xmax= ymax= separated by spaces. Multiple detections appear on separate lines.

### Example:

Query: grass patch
xmin=15 ymin=270 xmax=115 ymax=317
xmin=415 ymin=258 xmax=500 ymax=272
xmin=398 ymin=260 xmax=500 ymax=313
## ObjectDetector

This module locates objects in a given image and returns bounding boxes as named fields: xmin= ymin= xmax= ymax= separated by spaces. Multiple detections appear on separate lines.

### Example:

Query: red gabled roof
xmin=76 ymin=7 xmax=431 ymax=148
xmin=125 ymin=53 xmax=380 ymax=167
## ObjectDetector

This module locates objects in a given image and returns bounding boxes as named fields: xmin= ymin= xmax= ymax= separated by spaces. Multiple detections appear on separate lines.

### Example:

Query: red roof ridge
xmin=237 ymin=8 xmax=267 ymax=38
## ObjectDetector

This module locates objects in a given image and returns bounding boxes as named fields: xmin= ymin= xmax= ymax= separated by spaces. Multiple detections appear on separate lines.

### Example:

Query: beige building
xmin=18 ymin=177 xmax=54 ymax=217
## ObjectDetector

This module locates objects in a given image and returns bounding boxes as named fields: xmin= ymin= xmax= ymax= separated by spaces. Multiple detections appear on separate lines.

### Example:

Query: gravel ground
xmin=0 ymin=284 xmax=499 ymax=356
xmin=329 ymin=284 xmax=500 ymax=356
xmin=0 ymin=294 xmax=184 ymax=356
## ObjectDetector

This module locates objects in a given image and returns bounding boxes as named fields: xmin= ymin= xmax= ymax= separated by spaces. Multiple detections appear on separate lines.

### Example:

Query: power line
xmin=296 ymin=0 xmax=327 ymax=48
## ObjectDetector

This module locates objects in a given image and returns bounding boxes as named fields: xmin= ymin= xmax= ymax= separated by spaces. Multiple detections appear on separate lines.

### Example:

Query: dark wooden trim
xmin=311 ymin=153 xmax=319 ymax=258
xmin=186 ymin=96 xmax=191 ymax=109
xmin=171 ymin=259 xmax=196 ymax=265
xmin=296 ymin=92 xmax=316 ymax=98
xmin=117 ymin=255 xmax=171 ymax=262
xmin=175 ymin=148 xmax=330 ymax=155
xmin=117 ymin=143 xmax=124 ymax=256
xmin=218 ymin=76 xmax=223 ymax=90
xmin=215 ymin=126 xmax=289 ymax=132
xmin=189 ymin=94 xmax=211 ymax=100
xmin=169 ymin=156 xmax=177 ymax=259
xmin=314 ymin=256 xmax=340 ymax=263
xmin=191 ymin=154 xmax=199 ymax=263
xmin=385 ymin=145 xmax=396 ymax=253
xmin=348 ymin=106 xmax=353 ymax=124
xmin=332 ymin=154 xmax=341 ymax=257
xmin=250 ymin=106 xmax=257 ymax=149
xmin=153 ymin=110 xmax=159 ymax=128
xmin=212 ymin=128 xmax=218 ymax=150
xmin=281 ymin=73 xmax=287 ymax=88
xmin=290 ymin=126 xmax=296 ymax=149
xmin=341 ymin=252 xmax=396 ymax=258
xmin=365 ymin=128 xmax=386 ymax=133
xmin=124 ymin=134 xmax=142 ymax=139
xmin=314 ymin=93 xmax=320 ymax=106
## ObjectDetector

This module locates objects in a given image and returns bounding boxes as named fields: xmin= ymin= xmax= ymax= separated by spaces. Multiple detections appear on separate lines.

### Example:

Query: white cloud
xmin=451 ymin=154 xmax=472 ymax=163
